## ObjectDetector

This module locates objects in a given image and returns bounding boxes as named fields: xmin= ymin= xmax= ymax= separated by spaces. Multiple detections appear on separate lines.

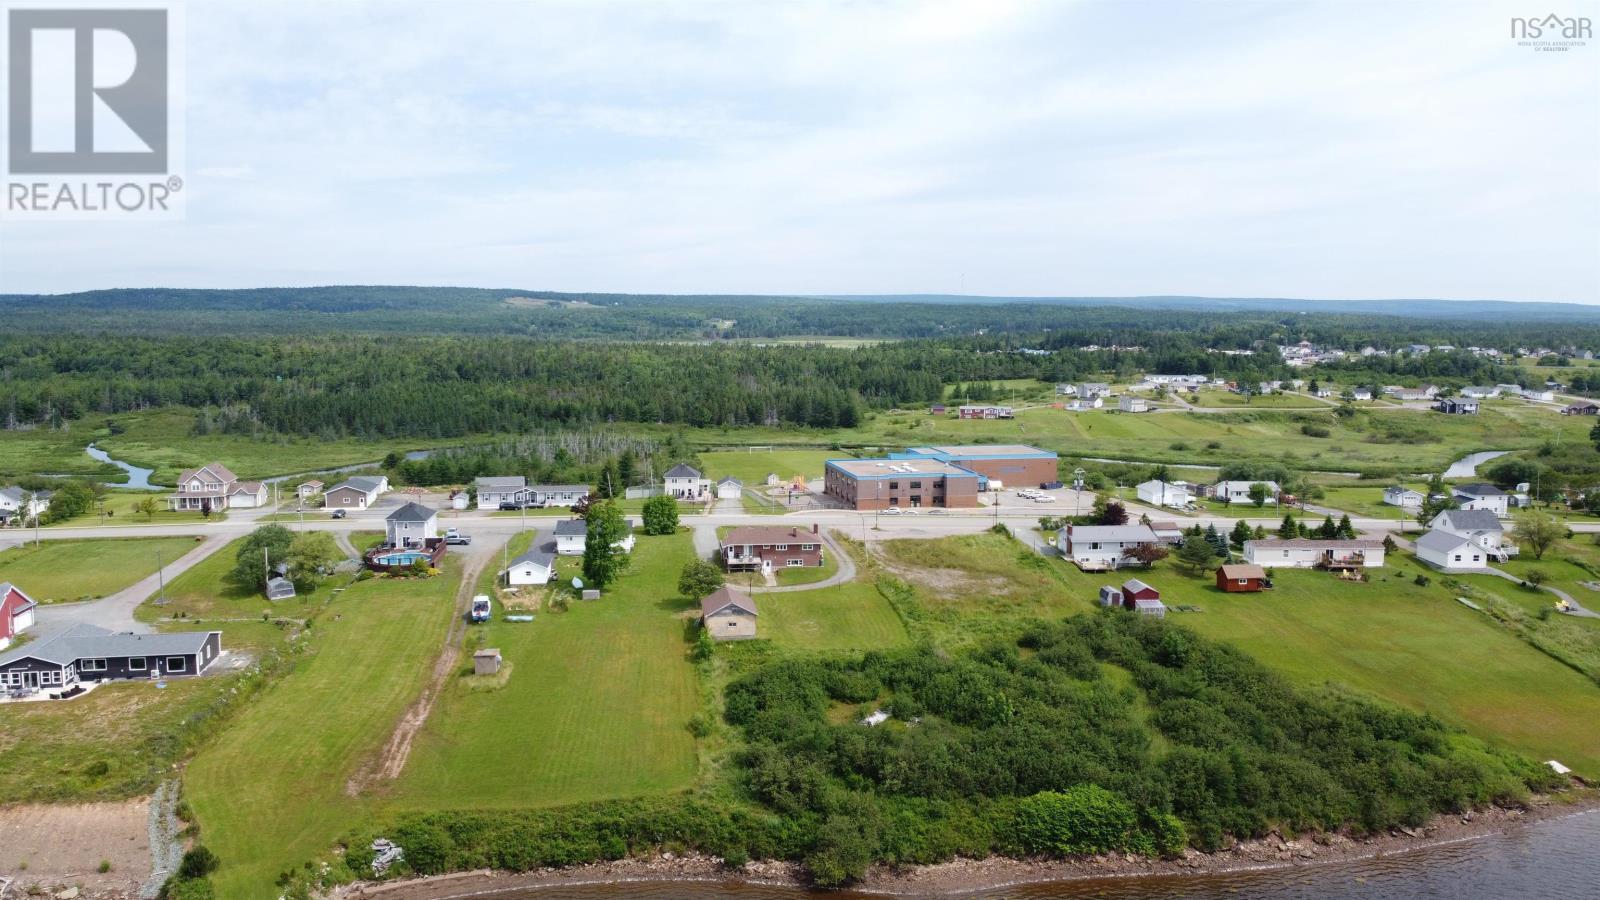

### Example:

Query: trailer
xmin=469 ymin=594 xmax=492 ymax=623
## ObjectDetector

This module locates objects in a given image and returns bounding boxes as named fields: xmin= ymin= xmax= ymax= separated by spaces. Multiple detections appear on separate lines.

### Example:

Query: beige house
xmin=701 ymin=586 xmax=758 ymax=640
xmin=169 ymin=462 xmax=267 ymax=511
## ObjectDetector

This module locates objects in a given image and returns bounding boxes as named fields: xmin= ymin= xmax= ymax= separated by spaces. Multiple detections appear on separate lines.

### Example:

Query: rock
xmin=1298 ymin=850 xmax=1315 ymax=859
xmin=56 ymin=889 xmax=80 ymax=900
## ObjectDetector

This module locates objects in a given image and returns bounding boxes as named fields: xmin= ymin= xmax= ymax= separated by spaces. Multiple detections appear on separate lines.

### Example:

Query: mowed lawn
xmin=392 ymin=533 xmax=700 ymax=811
xmin=1146 ymin=565 xmax=1600 ymax=777
xmin=132 ymin=535 xmax=345 ymax=624
xmin=760 ymin=580 xmax=909 ymax=652
xmin=184 ymin=562 xmax=460 ymax=899
xmin=0 ymin=536 xmax=201 ymax=602
xmin=699 ymin=449 xmax=832 ymax=487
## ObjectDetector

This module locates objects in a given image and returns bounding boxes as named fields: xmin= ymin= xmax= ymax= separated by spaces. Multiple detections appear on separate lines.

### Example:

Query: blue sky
xmin=2 ymin=0 xmax=1597 ymax=300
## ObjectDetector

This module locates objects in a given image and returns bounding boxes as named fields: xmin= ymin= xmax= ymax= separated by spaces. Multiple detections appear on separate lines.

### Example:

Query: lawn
xmin=133 ymin=535 xmax=350 ymax=624
xmin=391 ymin=533 xmax=700 ymax=811
xmin=1192 ymin=390 xmax=1329 ymax=408
xmin=698 ymin=449 xmax=832 ymax=488
xmin=41 ymin=488 xmax=229 ymax=528
xmin=758 ymin=579 xmax=909 ymax=652
xmin=0 ymin=536 xmax=203 ymax=603
xmin=183 ymin=561 xmax=461 ymax=899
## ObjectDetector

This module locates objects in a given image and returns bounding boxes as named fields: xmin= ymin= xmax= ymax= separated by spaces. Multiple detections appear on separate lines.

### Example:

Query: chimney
xmin=812 ymin=522 xmax=818 ymax=534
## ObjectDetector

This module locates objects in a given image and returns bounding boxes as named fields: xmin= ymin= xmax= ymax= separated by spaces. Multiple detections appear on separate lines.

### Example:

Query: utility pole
xmin=156 ymin=550 xmax=166 ymax=604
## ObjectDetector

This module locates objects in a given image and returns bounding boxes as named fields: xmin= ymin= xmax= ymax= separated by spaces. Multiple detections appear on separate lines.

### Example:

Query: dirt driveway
xmin=0 ymin=800 xmax=150 ymax=896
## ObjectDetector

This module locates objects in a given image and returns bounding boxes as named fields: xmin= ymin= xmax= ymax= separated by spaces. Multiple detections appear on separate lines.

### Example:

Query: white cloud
xmin=1 ymin=0 xmax=1596 ymax=301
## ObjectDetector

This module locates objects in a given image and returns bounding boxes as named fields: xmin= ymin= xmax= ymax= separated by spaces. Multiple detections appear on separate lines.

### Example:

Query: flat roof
xmin=903 ymin=444 xmax=1056 ymax=459
xmin=826 ymin=458 xmax=980 ymax=478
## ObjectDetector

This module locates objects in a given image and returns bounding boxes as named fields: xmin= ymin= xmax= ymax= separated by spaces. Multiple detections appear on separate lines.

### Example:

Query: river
xmin=1443 ymin=450 xmax=1511 ymax=479
xmin=84 ymin=443 xmax=161 ymax=490
xmin=484 ymin=810 xmax=1599 ymax=900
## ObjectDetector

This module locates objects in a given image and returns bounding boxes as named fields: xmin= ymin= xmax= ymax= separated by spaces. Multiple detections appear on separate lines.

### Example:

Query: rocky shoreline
xmin=333 ymin=790 xmax=1599 ymax=899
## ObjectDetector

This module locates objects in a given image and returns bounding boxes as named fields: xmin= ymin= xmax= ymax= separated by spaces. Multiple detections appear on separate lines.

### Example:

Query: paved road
xmin=29 ymin=533 xmax=234 ymax=639
xmin=1481 ymin=565 xmax=1600 ymax=619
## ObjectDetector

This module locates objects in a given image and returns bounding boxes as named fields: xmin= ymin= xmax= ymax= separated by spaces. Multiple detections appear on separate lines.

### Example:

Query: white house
xmin=385 ymin=502 xmax=438 ymax=548
xmin=1066 ymin=397 xmax=1103 ymax=411
xmin=0 ymin=486 xmax=51 ymax=524
xmin=1118 ymin=396 xmax=1149 ymax=413
xmin=1429 ymin=509 xmax=1516 ymax=559
xmin=553 ymin=518 xmax=637 ymax=556
xmin=1460 ymin=386 xmax=1500 ymax=399
xmin=1058 ymin=524 xmax=1159 ymax=571
xmin=1054 ymin=383 xmax=1077 ymax=396
xmin=1242 ymin=539 xmax=1387 ymax=569
xmin=1136 ymin=480 xmax=1192 ymax=509
xmin=1077 ymin=382 xmax=1112 ymax=399
xmin=1521 ymin=388 xmax=1556 ymax=402
xmin=476 ymin=476 xmax=528 ymax=509
xmin=716 ymin=477 xmax=743 ymax=500
xmin=1351 ymin=388 xmax=1373 ymax=401
xmin=1383 ymin=486 xmax=1425 ymax=510
xmin=324 ymin=475 xmax=388 ymax=510
xmin=1414 ymin=528 xmax=1488 ymax=571
xmin=530 ymin=484 xmax=590 ymax=507
xmin=1452 ymin=483 xmax=1510 ymax=518
xmin=502 ymin=548 xmax=556 ymax=586
xmin=297 ymin=480 xmax=324 ymax=499
xmin=168 ymin=463 xmax=268 ymax=511
xmin=664 ymin=464 xmax=711 ymax=501
xmin=1210 ymin=480 xmax=1279 ymax=506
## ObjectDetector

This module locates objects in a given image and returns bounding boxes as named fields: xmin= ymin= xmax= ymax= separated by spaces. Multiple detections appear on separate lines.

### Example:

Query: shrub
xmin=177 ymin=846 xmax=220 ymax=880
xmin=1300 ymin=424 xmax=1330 ymax=438
xmin=1013 ymin=786 xmax=1139 ymax=857
xmin=392 ymin=822 xmax=454 ymax=875
xmin=1414 ymin=574 xmax=1431 ymax=587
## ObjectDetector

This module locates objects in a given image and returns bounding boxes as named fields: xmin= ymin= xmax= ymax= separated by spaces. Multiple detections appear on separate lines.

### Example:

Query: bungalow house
xmin=475 ymin=476 xmax=529 ymax=509
xmin=297 ymin=480 xmax=324 ymax=498
xmin=1136 ymin=480 xmax=1192 ymax=509
xmin=1054 ymin=383 xmax=1077 ymax=396
xmin=1148 ymin=520 xmax=1185 ymax=546
xmin=1453 ymin=483 xmax=1510 ymax=518
xmin=1066 ymin=397 xmax=1103 ymax=411
xmin=324 ymin=475 xmax=387 ymax=510
xmin=168 ymin=463 xmax=268 ymax=511
xmin=385 ymin=502 xmax=438 ymax=548
xmin=1118 ymin=396 xmax=1149 ymax=413
xmin=553 ymin=517 xmax=637 ymax=556
xmin=531 ymin=485 xmax=590 ymax=507
xmin=0 ymin=623 xmax=222 ymax=695
xmin=1496 ymin=383 xmax=1524 ymax=396
xmin=1414 ymin=528 xmax=1488 ymax=571
xmin=1430 ymin=508 xmax=1516 ymax=560
xmin=1 ymin=583 xmax=38 ymax=650
xmin=1383 ymin=485 xmax=1425 ymax=510
xmin=502 ymin=547 xmax=557 ymax=586
xmin=1392 ymin=386 xmax=1437 ymax=402
xmin=664 ymin=464 xmax=711 ymax=501
xmin=958 ymin=404 xmax=1014 ymax=419
xmin=0 ymin=486 xmax=50 ymax=524
xmin=701 ymin=586 xmax=758 ymax=640
xmin=1210 ymin=480 xmax=1280 ymax=506
xmin=716 ymin=477 xmax=743 ymax=500
xmin=1522 ymin=388 xmax=1556 ymax=402
xmin=1058 ymin=524 xmax=1159 ymax=571
xmin=1242 ymin=539 xmax=1386 ymax=569
xmin=1460 ymin=386 xmax=1499 ymax=399
xmin=1077 ymin=382 xmax=1112 ymax=400
xmin=1350 ymin=388 xmax=1373 ymax=401
xmin=1434 ymin=398 xmax=1478 ymax=415
xmin=929 ymin=403 xmax=948 ymax=415
xmin=1562 ymin=402 xmax=1600 ymax=416
xmin=1216 ymin=563 xmax=1268 ymax=593
xmin=719 ymin=525 xmax=824 ymax=573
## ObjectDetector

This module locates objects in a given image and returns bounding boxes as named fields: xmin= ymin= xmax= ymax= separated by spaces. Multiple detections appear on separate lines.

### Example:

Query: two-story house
xmin=663 ymin=464 xmax=711 ymax=501
xmin=719 ymin=525 xmax=825 ymax=573
xmin=0 ymin=486 xmax=51 ymax=524
xmin=168 ymin=463 xmax=268 ymax=511
xmin=1058 ymin=524 xmax=1159 ymax=571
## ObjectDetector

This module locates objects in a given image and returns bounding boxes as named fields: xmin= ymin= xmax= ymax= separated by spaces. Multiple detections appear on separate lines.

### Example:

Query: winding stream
xmin=84 ymin=443 xmax=161 ymax=490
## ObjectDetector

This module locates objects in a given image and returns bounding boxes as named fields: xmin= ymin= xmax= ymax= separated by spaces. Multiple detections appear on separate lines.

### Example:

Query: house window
xmin=787 ymin=559 xmax=803 ymax=567
xmin=1453 ymin=554 xmax=1461 ymax=562
xmin=776 ymin=544 xmax=788 ymax=551
xmin=888 ymin=481 xmax=899 ymax=489
xmin=801 ymin=544 xmax=816 ymax=550
xmin=129 ymin=657 xmax=148 ymax=671
xmin=910 ymin=481 xmax=923 ymax=488
xmin=166 ymin=657 xmax=188 ymax=673
xmin=81 ymin=658 xmax=107 ymax=672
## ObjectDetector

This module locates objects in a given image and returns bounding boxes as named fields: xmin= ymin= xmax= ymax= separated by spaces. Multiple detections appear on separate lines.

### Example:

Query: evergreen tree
xmin=1229 ymin=519 xmax=1253 ymax=552
xmin=582 ymin=501 xmax=631 ymax=588
xmin=1176 ymin=533 xmax=1218 ymax=575
xmin=1336 ymin=514 xmax=1357 ymax=539
xmin=1277 ymin=513 xmax=1298 ymax=539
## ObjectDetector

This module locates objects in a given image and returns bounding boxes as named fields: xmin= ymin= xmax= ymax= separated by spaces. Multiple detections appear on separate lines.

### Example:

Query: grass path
xmin=183 ymin=562 xmax=461 ymax=898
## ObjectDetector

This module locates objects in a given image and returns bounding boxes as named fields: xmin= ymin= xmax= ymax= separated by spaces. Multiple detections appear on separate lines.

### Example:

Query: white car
xmin=883 ymin=506 xmax=903 ymax=515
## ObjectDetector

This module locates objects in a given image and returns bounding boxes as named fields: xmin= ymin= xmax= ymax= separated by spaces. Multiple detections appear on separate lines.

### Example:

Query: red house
xmin=0 ymin=582 xmax=39 ymax=650
xmin=720 ymin=525 xmax=825 ymax=574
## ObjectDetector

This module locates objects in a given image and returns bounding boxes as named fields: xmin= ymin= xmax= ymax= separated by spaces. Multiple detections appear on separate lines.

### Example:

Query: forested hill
xmin=3 ymin=286 xmax=1599 ymax=340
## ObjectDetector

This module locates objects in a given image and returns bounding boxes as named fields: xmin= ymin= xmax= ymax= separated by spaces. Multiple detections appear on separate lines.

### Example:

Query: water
xmin=84 ymin=443 xmax=161 ymax=490
xmin=484 ymin=810 xmax=1600 ymax=900
xmin=1443 ymin=450 xmax=1511 ymax=479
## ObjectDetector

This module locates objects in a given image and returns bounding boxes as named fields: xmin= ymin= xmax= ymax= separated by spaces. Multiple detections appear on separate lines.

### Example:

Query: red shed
xmin=1216 ymin=563 xmax=1267 ymax=593
xmin=1120 ymin=578 xmax=1160 ymax=605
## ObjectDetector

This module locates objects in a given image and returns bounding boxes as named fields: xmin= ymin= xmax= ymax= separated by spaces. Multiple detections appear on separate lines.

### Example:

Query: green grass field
xmin=40 ymin=488 xmax=229 ymax=528
xmin=392 ymin=533 xmax=699 ymax=811
xmin=0 ymin=536 xmax=203 ymax=603
xmin=699 ymin=449 xmax=832 ymax=487
xmin=184 ymin=561 xmax=461 ymax=899
xmin=133 ymin=535 xmax=349 ymax=624
xmin=759 ymin=579 xmax=909 ymax=652
xmin=1192 ymin=390 xmax=1328 ymax=408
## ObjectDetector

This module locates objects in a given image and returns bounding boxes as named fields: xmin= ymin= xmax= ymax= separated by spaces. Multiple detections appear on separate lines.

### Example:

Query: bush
xmin=393 ymin=822 xmax=455 ymax=875
xmin=161 ymin=877 xmax=215 ymax=900
xmin=177 ymin=846 xmax=220 ymax=879
xmin=641 ymin=495 xmax=680 ymax=535
xmin=1300 ymin=424 xmax=1330 ymax=438
xmin=1414 ymin=574 xmax=1431 ymax=587
xmin=1014 ymin=786 xmax=1139 ymax=857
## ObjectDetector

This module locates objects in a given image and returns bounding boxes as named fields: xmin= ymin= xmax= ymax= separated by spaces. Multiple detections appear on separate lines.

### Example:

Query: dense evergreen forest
xmin=4 ymin=288 xmax=1600 ymax=438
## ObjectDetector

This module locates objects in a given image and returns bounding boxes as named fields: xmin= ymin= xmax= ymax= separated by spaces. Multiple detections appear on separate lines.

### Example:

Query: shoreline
xmin=333 ymin=788 xmax=1599 ymax=899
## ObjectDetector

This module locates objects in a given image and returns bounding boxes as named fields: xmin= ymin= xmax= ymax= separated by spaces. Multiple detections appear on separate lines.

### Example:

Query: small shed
xmin=1120 ymin=578 xmax=1160 ymax=603
xmin=1098 ymin=585 xmax=1123 ymax=608
xmin=473 ymin=648 xmax=502 ymax=676
xmin=1216 ymin=563 xmax=1267 ymax=593
xmin=265 ymin=576 xmax=296 ymax=601
xmin=701 ymin=586 xmax=758 ymax=640
xmin=1131 ymin=597 xmax=1167 ymax=618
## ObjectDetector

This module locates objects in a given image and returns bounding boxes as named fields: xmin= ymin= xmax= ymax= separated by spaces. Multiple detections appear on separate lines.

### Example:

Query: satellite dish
xmin=571 ymin=577 xmax=584 ymax=590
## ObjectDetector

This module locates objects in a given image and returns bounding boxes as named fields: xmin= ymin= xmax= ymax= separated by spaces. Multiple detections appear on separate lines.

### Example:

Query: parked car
xmin=446 ymin=534 xmax=472 ymax=545
xmin=330 ymin=509 xmax=347 ymax=519
xmin=498 ymin=501 xmax=520 ymax=511
xmin=1040 ymin=481 xmax=1065 ymax=490
xmin=883 ymin=507 xmax=902 ymax=515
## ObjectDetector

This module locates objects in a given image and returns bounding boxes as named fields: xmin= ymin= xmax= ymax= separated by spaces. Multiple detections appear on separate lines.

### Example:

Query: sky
xmin=1 ymin=0 xmax=1597 ymax=301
